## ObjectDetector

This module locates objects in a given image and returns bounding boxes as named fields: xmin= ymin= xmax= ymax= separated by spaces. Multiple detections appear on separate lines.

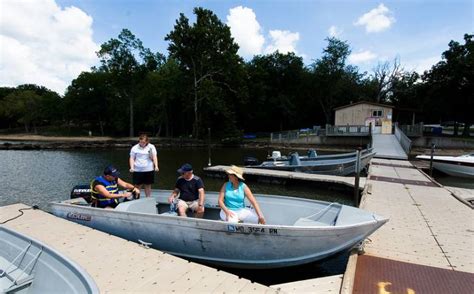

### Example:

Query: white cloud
xmin=328 ymin=25 xmax=342 ymax=38
xmin=0 ymin=0 xmax=99 ymax=95
xmin=405 ymin=56 xmax=440 ymax=74
xmin=227 ymin=6 xmax=300 ymax=58
xmin=354 ymin=4 xmax=395 ymax=33
xmin=264 ymin=30 xmax=300 ymax=54
xmin=226 ymin=6 xmax=265 ymax=58
xmin=349 ymin=50 xmax=378 ymax=64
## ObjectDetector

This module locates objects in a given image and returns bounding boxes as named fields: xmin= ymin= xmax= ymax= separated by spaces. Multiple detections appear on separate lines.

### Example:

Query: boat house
xmin=334 ymin=101 xmax=394 ymax=134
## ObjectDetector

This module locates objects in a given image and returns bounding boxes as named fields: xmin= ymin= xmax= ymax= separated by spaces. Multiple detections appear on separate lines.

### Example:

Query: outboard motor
xmin=307 ymin=149 xmax=318 ymax=158
xmin=289 ymin=152 xmax=302 ymax=166
xmin=244 ymin=156 xmax=260 ymax=166
xmin=271 ymin=151 xmax=282 ymax=160
xmin=70 ymin=185 xmax=92 ymax=203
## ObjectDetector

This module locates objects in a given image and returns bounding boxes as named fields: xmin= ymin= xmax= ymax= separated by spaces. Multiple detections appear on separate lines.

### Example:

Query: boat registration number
xmin=227 ymin=225 xmax=278 ymax=235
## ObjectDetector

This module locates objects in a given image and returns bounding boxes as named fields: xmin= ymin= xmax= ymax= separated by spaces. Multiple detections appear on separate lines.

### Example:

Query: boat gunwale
xmin=50 ymin=192 xmax=387 ymax=231
xmin=0 ymin=226 xmax=99 ymax=293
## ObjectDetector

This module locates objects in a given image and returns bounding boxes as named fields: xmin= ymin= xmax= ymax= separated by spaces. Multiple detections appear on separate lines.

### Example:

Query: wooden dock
xmin=0 ymin=204 xmax=276 ymax=293
xmin=342 ymin=158 xmax=474 ymax=293
xmin=204 ymin=165 xmax=366 ymax=189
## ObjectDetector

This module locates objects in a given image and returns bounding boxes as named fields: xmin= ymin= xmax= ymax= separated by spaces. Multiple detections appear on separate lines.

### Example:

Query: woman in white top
xmin=129 ymin=134 xmax=159 ymax=197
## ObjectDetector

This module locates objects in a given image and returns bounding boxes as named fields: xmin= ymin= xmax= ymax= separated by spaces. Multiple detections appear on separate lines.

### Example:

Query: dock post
xmin=208 ymin=128 xmax=212 ymax=166
xmin=354 ymin=148 xmax=361 ymax=206
xmin=429 ymin=143 xmax=435 ymax=176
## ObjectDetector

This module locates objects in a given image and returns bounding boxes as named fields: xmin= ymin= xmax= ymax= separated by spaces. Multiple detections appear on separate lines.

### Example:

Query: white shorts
xmin=220 ymin=208 xmax=258 ymax=224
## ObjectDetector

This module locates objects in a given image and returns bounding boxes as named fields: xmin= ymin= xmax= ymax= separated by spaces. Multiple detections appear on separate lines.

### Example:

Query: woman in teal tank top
xmin=218 ymin=165 xmax=265 ymax=224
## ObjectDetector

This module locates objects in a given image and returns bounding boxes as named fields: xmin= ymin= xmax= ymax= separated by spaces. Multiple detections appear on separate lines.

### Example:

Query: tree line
xmin=0 ymin=7 xmax=472 ymax=138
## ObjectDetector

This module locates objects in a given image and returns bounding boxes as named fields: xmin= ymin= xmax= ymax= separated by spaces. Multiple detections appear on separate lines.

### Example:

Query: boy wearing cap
xmin=168 ymin=163 xmax=205 ymax=217
xmin=91 ymin=165 xmax=140 ymax=209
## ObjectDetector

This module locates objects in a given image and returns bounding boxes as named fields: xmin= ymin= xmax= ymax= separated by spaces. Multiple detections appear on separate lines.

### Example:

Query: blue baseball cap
xmin=177 ymin=163 xmax=193 ymax=173
xmin=104 ymin=165 xmax=120 ymax=178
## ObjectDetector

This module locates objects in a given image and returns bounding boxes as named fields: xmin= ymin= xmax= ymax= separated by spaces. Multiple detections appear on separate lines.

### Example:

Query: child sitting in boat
xmin=218 ymin=165 xmax=266 ymax=224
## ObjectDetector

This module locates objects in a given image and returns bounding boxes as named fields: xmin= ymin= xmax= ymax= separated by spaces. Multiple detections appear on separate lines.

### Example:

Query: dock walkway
xmin=0 ymin=204 xmax=276 ymax=293
xmin=372 ymin=134 xmax=408 ymax=159
xmin=349 ymin=158 xmax=474 ymax=293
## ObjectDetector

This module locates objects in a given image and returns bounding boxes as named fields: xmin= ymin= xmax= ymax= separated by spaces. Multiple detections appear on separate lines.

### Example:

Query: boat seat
xmin=293 ymin=218 xmax=329 ymax=227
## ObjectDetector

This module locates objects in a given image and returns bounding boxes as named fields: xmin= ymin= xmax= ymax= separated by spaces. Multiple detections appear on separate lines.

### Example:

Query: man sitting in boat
xmin=218 ymin=165 xmax=266 ymax=224
xmin=91 ymin=165 xmax=140 ymax=209
xmin=168 ymin=163 xmax=205 ymax=217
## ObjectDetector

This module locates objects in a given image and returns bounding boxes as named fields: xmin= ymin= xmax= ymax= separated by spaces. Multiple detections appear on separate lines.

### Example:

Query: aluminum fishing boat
xmin=416 ymin=153 xmax=474 ymax=178
xmin=50 ymin=190 xmax=387 ymax=269
xmin=0 ymin=226 xmax=98 ymax=293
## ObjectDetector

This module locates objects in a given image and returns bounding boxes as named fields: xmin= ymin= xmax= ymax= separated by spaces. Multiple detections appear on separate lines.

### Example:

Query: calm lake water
xmin=0 ymin=147 xmax=353 ymax=284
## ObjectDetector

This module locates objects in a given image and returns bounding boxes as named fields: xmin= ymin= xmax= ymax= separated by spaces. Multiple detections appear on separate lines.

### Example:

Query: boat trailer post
xmin=429 ymin=143 xmax=435 ymax=176
xmin=354 ymin=148 xmax=362 ymax=206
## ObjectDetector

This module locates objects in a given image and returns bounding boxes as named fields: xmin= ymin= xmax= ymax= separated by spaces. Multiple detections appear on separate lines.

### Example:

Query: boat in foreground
xmin=248 ymin=148 xmax=376 ymax=176
xmin=0 ymin=226 xmax=98 ymax=293
xmin=50 ymin=190 xmax=387 ymax=269
xmin=416 ymin=153 xmax=474 ymax=178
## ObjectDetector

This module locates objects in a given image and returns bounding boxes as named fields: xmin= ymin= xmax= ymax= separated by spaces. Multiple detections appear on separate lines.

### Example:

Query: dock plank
xmin=361 ymin=158 xmax=474 ymax=273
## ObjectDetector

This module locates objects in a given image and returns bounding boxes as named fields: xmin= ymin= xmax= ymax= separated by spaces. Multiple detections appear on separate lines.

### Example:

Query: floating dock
xmin=0 ymin=204 xmax=276 ymax=293
xmin=343 ymin=158 xmax=474 ymax=293
xmin=204 ymin=165 xmax=366 ymax=189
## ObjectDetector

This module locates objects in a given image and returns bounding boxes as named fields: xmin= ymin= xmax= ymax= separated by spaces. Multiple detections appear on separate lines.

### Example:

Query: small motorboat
xmin=0 ymin=226 xmax=98 ymax=293
xmin=50 ymin=190 xmax=387 ymax=269
xmin=249 ymin=148 xmax=376 ymax=176
xmin=416 ymin=153 xmax=474 ymax=178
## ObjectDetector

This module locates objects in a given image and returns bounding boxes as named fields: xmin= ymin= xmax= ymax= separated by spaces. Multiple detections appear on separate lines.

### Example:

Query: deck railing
xmin=394 ymin=124 xmax=412 ymax=155
xmin=270 ymin=129 xmax=320 ymax=143
xmin=400 ymin=123 xmax=424 ymax=137
xmin=325 ymin=125 xmax=369 ymax=136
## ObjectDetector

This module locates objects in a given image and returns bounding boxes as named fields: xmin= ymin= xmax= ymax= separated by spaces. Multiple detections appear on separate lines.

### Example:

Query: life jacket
xmin=90 ymin=176 xmax=119 ymax=208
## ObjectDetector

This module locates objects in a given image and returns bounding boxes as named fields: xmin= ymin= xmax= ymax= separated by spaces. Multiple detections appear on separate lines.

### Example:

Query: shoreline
xmin=0 ymin=134 xmax=471 ymax=155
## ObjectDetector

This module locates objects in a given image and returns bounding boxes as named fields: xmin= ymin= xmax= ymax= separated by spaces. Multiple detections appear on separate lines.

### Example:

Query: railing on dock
xmin=394 ymin=124 xmax=412 ymax=155
xmin=270 ymin=128 xmax=320 ymax=143
xmin=326 ymin=125 xmax=369 ymax=136
xmin=399 ymin=123 xmax=424 ymax=137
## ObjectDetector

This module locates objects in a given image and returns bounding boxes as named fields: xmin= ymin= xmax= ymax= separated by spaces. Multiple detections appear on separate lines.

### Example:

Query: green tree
xmin=246 ymin=52 xmax=308 ymax=131
xmin=63 ymin=72 xmax=112 ymax=135
xmin=3 ymin=90 xmax=42 ymax=132
xmin=310 ymin=38 xmax=364 ymax=124
xmin=422 ymin=34 xmax=473 ymax=136
xmin=165 ymin=7 xmax=244 ymax=138
xmin=97 ymin=29 xmax=163 ymax=136
xmin=136 ymin=58 xmax=185 ymax=136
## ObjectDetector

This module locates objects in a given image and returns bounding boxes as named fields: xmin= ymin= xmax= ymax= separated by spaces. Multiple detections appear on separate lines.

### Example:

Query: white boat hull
xmin=416 ymin=154 xmax=474 ymax=178
xmin=50 ymin=190 xmax=387 ymax=269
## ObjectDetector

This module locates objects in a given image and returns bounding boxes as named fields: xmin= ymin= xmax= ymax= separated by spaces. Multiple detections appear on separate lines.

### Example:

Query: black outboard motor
xmin=70 ymin=185 xmax=92 ymax=203
xmin=244 ymin=156 xmax=260 ymax=166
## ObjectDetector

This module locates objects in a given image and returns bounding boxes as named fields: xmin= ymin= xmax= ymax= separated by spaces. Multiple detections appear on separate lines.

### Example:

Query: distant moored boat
xmin=416 ymin=153 xmax=474 ymax=178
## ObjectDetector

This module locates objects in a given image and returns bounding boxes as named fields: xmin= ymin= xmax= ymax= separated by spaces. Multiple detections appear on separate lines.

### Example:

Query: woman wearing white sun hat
xmin=218 ymin=165 xmax=265 ymax=224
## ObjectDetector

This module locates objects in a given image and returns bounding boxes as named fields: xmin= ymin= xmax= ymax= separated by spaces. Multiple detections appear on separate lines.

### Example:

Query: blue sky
xmin=1 ymin=0 xmax=473 ymax=94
